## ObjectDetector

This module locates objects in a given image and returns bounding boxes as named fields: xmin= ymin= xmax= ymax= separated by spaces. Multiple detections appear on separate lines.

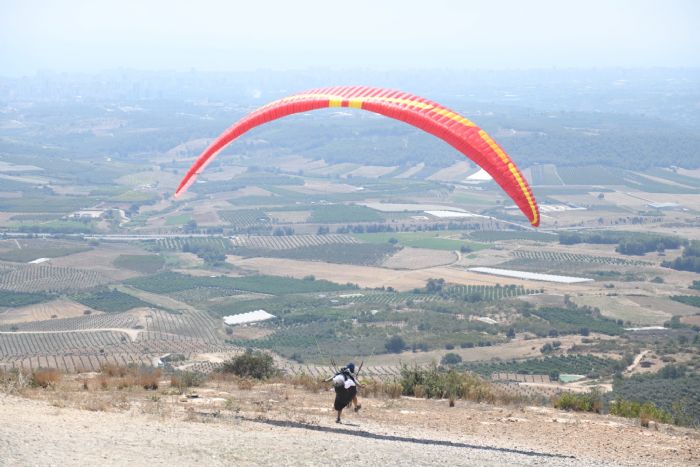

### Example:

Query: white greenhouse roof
xmin=223 ymin=310 xmax=276 ymax=326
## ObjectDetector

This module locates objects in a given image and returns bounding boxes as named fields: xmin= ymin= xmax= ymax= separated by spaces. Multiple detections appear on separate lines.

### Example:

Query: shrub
xmin=31 ymin=368 xmax=61 ymax=388
xmin=222 ymin=350 xmax=279 ymax=379
xmin=441 ymin=353 xmax=463 ymax=365
xmin=553 ymin=389 xmax=602 ymax=413
xmin=138 ymin=369 xmax=161 ymax=390
xmin=609 ymin=399 xmax=673 ymax=425
xmin=399 ymin=365 xmax=509 ymax=404
xmin=101 ymin=363 xmax=128 ymax=378
xmin=170 ymin=371 xmax=202 ymax=392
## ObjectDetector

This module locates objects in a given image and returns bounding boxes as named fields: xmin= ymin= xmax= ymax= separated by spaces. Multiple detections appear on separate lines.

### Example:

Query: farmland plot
xmin=0 ymin=330 xmax=126 ymax=357
xmin=0 ymin=264 xmax=111 ymax=292
xmin=154 ymin=237 xmax=233 ymax=252
xmin=0 ymin=299 xmax=99 ymax=325
xmin=217 ymin=209 xmax=270 ymax=227
xmin=511 ymin=250 xmax=649 ymax=266
xmin=231 ymin=234 xmax=358 ymax=250
xmin=0 ymin=312 xmax=140 ymax=333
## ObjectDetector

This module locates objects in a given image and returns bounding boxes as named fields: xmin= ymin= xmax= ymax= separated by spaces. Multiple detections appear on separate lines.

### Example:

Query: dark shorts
xmin=334 ymin=385 xmax=357 ymax=411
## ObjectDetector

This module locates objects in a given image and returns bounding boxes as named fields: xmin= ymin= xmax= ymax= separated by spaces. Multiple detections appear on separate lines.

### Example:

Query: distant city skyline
xmin=1 ymin=0 xmax=699 ymax=76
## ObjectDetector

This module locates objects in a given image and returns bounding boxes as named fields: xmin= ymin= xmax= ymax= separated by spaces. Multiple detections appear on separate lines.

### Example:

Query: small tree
xmin=222 ymin=350 xmax=278 ymax=379
xmin=385 ymin=335 xmax=406 ymax=354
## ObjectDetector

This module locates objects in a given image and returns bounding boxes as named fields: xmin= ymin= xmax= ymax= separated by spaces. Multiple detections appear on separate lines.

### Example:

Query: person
xmin=330 ymin=363 xmax=362 ymax=423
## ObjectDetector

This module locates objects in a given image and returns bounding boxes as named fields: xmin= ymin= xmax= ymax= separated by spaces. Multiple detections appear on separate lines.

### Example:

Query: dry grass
xmin=385 ymin=382 xmax=402 ymax=399
xmin=31 ymin=368 xmax=61 ymax=388
xmin=101 ymin=363 xmax=129 ymax=378
xmin=237 ymin=378 xmax=254 ymax=390
xmin=290 ymin=373 xmax=325 ymax=393
xmin=640 ymin=413 xmax=650 ymax=428
xmin=138 ymin=369 xmax=161 ymax=390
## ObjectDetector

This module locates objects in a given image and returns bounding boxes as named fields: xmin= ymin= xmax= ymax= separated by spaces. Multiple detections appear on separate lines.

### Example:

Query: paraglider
xmin=175 ymin=86 xmax=539 ymax=226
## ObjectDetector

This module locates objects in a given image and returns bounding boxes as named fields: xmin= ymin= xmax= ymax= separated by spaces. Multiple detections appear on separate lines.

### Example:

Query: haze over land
xmin=1 ymin=1 xmax=700 ymax=465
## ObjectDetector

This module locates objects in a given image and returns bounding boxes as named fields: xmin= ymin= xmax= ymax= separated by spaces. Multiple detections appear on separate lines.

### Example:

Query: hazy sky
xmin=1 ymin=0 xmax=699 ymax=76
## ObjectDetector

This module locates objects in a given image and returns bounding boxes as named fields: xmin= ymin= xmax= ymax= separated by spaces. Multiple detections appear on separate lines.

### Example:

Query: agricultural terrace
xmin=355 ymin=231 xmax=488 ymax=251
xmin=217 ymin=209 xmax=270 ymax=227
xmin=0 ymin=244 xmax=91 ymax=263
xmin=125 ymin=271 xmax=356 ymax=295
xmin=72 ymin=289 xmax=153 ymax=313
xmin=152 ymin=237 xmax=233 ymax=252
xmin=0 ymin=264 xmax=111 ymax=292
xmin=511 ymin=250 xmax=649 ymax=266
xmin=230 ymin=234 xmax=358 ymax=250
xmin=235 ymin=243 xmax=398 ymax=266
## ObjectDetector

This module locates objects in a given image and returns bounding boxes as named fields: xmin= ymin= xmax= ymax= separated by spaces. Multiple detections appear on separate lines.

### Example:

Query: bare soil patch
xmin=0 ymin=299 xmax=101 ymax=325
xmin=381 ymin=247 xmax=457 ymax=270
xmin=229 ymin=256 xmax=588 ymax=293
xmin=345 ymin=165 xmax=397 ymax=178
xmin=426 ymin=161 xmax=473 ymax=181
xmin=394 ymin=162 xmax=425 ymax=178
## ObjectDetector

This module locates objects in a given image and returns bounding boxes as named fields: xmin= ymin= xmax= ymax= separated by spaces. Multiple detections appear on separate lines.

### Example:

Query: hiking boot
xmin=336 ymin=418 xmax=341 ymax=424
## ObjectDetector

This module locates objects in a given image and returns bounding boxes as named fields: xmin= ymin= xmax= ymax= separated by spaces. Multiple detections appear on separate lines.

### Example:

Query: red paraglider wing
xmin=175 ymin=86 xmax=539 ymax=226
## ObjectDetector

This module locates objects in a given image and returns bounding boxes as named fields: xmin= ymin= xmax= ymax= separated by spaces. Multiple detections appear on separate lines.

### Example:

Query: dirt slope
xmin=1 ymin=388 xmax=698 ymax=466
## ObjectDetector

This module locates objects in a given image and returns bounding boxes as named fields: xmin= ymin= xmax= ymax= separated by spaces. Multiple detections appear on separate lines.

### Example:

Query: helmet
xmin=346 ymin=363 xmax=355 ymax=373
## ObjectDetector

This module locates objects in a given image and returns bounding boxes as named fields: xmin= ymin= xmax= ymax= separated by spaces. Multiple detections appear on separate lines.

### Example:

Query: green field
xmin=235 ymin=243 xmax=397 ymax=266
xmin=217 ymin=209 xmax=270 ymax=226
xmin=309 ymin=204 xmax=383 ymax=223
xmin=0 ymin=290 xmax=53 ymax=308
xmin=72 ymin=289 xmax=152 ymax=313
xmin=113 ymin=255 xmax=165 ymax=274
xmin=165 ymin=214 xmax=192 ymax=225
xmin=152 ymin=237 xmax=233 ymax=253
xmin=671 ymin=295 xmax=700 ymax=308
xmin=0 ymin=245 xmax=90 ymax=263
xmin=466 ymin=355 xmax=622 ymax=377
xmin=125 ymin=271 xmax=355 ymax=295
xmin=355 ymin=231 xmax=488 ymax=251
xmin=469 ymin=230 xmax=559 ymax=243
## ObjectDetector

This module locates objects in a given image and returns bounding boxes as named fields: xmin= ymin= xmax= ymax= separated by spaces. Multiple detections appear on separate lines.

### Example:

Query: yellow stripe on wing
xmin=263 ymin=93 xmax=476 ymax=127
xmin=508 ymin=162 xmax=538 ymax=226
xmin=479 ymin=129 xmax=538 ymax=225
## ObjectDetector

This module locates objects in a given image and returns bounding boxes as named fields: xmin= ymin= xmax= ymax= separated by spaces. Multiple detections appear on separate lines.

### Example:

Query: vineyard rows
xmin=0 ymin=313 xmax=139 ymax=333
xmin=445 ymin=284 xmax=535 ymax=300
xmin=0 ymin=264 xmax=110 ymax=292
xmin=141 ymin=309 xmax=221 ymax=344
xmin=168 ymin=286 xmax=247 ymax=305
xmin=491 ymin=373 xmax=550 ymax=383
xmin=1 ymin=354 xmax=153 ymax=373
xmin=283 ymin=364 xmax=404 ymax=381
xmin=494 ymin=380 xmax=564 ymax=399
xmin=217 ymin=209 xmax=270 ymax=227
xmin=0 ymin=330 xmax=126 ymax=357
xmin=155 ymin=237 xmax=233 ymax=252
xmin=231 ymin=234 xmax=358 ymax=250
xmin=333 ymin=292 xmax=442 ymax=305
xmin=511 ymin=250 xmax=648 ymax=266
xmin=0 ymin=305 xmax=233 ymax=372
